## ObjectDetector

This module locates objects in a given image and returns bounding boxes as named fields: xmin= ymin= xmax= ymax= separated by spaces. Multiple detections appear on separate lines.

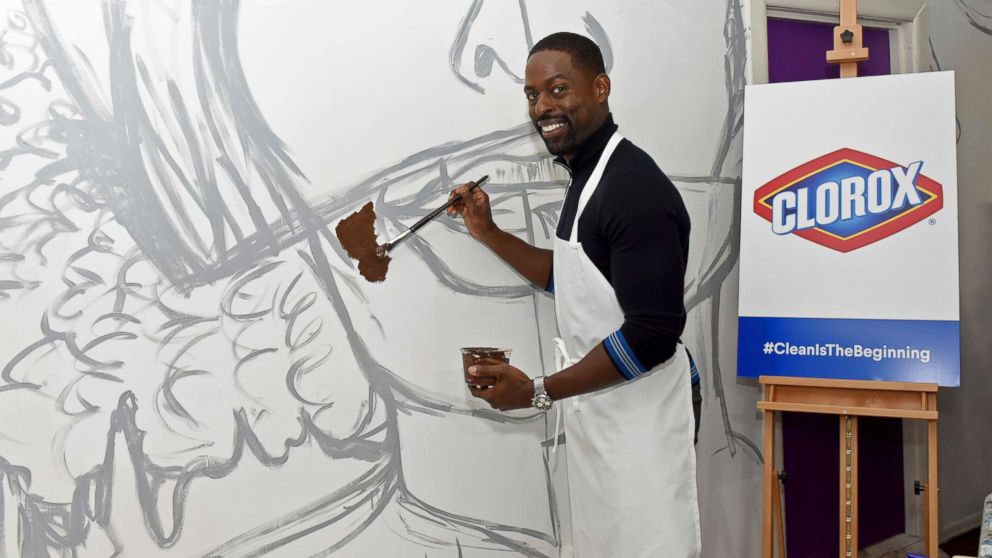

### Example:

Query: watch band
xmin=532 ymin=377 xmax=553 ymax=410
xmin=533 ymin=376 xmax=547 ymax=397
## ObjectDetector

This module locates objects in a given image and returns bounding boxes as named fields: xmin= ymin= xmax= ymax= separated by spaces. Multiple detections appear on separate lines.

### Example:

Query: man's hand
xmin=466 ymin=359 xmax=535 ymax=411
xmin=446 ymin=178 xmax=554 ymax=292
xmin=447 ymin=180 xmax=498 ymax=241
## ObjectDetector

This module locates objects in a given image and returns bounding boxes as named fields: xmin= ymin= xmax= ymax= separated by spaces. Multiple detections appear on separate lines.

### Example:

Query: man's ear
xmin=594 ymin=73 xmax=611 ymax=104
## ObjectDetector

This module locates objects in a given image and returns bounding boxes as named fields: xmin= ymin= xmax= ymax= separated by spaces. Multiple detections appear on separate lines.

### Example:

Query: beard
xmin=534 ymin=117 xmax=579 ymax=157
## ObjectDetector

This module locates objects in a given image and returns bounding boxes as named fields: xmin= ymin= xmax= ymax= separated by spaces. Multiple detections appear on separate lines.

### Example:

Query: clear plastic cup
xmin=460 ymin=347 xmax=511 ymax=390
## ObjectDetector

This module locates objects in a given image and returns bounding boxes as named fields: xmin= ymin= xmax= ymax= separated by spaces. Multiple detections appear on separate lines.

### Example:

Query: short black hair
xmin=528 ymin=32 xmax=606 ymax=76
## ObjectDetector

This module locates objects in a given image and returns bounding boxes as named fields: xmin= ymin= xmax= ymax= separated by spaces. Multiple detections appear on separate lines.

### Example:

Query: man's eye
xmin=552 ymin=85 xmax=567 ymax=94
xmin=526 ymin=92 xmax=538 ymax=102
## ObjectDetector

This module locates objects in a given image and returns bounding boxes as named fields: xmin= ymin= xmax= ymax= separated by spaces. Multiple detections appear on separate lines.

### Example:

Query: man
xmin=449 ymin=32 xmax=702 ymax=557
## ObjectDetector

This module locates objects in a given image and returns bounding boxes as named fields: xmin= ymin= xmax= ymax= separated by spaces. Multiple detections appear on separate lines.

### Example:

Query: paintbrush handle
xmin=386 ymin=175 xmax=489 ymax=250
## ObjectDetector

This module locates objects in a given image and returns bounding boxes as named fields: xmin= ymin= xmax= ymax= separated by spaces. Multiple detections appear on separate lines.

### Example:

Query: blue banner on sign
xmin=738 ymin=316 xmax=960 ymax=386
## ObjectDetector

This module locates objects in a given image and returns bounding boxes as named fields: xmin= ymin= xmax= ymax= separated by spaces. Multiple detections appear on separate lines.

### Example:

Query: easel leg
xmin=764 ymin=410 xmax=775 ymax=558
xmin=927 ymin=418 xmax=939 ymax=557
xmin=840 ymin=415 xmax=859 ymax=558
xmin=839 ymin=0 xmax=859 ymax=78
xmin=773 ymin=471 xmax=786 ymax=557
xmin=923 ymin=481 xmax=930 ymax=554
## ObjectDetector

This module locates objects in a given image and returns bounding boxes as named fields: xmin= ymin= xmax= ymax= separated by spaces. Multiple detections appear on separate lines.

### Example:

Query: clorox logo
xmin=753 ymin=148 xmax=943 ymax=252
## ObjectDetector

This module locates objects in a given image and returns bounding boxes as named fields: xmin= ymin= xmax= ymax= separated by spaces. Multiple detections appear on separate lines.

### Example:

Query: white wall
xmin=0 ymin=1 xmax=762 ymax=556
xmin=928 ymin=0 xmax=992 ymax=541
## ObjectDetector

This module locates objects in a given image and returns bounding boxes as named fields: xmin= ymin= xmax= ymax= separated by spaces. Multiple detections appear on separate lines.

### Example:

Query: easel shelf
xmin=758 ymin=376 xmax=938 ymax=420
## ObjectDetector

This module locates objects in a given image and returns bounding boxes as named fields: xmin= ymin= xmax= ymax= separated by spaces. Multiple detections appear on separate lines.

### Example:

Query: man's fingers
xmin=468 ymin=362 xmax=505 ymax=379
xmin=452 ymin=182 xmax=486 ymax=204
xmin=447 ymin=183 xmax=477 ymax=216
xmin=466 ymin=186 xmax=488 ymax=207
xmin=447 ymin=198 xmax=465 ymax=217
xmin=466 ymin=358 xmax=504 ymax=407
xmin=465 ymin=374 xmax=497 ymax=387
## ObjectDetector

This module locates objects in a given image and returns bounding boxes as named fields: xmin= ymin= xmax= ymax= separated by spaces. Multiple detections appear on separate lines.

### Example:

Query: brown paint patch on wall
xmin=335 ymin=201 xmax=390 ymax=282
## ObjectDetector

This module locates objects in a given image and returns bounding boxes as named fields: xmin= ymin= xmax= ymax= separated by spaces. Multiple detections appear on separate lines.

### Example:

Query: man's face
xmin=524 ymin=50 xmax=608 ymax=158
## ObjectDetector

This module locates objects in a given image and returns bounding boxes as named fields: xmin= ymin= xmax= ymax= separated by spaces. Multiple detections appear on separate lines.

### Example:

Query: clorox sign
xmin=753 ymin=148 xmax=943 ymax=252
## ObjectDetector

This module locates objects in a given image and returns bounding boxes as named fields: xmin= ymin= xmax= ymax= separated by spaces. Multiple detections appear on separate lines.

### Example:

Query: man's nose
xmin=534 ymin=93 xmax=555 ymax=116
xmin=450 ymin=0 xmax=531 ymax=93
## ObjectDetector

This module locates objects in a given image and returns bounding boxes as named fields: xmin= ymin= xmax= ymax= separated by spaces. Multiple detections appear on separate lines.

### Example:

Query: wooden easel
xmin=826 ymin=0 xmax=870 ymax=78
xmin=759 ymin=377 xmax=940 ymax=558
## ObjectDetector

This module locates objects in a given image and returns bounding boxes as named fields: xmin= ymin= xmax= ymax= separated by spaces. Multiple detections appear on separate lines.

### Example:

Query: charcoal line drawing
xmin=0 ymin=0 xmax=786 ymax=555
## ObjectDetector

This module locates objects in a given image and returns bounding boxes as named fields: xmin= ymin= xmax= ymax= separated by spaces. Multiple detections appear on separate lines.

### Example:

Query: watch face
xmin=533 ymin=394 xmax=553 ymax=411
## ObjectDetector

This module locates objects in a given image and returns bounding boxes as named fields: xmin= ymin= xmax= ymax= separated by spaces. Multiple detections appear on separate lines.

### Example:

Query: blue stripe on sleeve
xmin=687 ymin=348 xmax=700 ymax=384
xmin=603 ymin=338 xmax=637 ymax=380
xmin=603 ymin=330 xmax=647 ymax=380
xmin=546 ymin=273 xmax=554 ymax=294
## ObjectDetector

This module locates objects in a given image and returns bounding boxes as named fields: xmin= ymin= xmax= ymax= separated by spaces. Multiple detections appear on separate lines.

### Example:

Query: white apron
xmin=552 ymin=131 xmax=701 ymax=558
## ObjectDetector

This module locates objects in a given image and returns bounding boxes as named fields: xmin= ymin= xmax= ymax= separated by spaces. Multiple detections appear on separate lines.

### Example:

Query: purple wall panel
xmin=768 ymin=18 xmax=891 ymax=83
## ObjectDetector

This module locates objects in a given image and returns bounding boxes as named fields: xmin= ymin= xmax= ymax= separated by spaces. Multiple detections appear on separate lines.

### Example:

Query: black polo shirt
xmin=551 ymin=114 xmax=690 ymax=378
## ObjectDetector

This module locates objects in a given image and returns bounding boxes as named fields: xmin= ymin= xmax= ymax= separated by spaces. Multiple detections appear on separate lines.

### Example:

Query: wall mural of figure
xmin=0 ymin=0 xmax=772 ymax=556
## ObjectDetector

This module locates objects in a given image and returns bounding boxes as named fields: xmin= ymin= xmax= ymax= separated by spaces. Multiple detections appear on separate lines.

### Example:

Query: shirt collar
xmin=555 ymin=113 xmax=618 ymax=172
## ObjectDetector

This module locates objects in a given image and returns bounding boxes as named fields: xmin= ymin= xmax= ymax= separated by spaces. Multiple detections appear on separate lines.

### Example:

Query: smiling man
xmin=449 ymin=32 xmax=701 ymax=557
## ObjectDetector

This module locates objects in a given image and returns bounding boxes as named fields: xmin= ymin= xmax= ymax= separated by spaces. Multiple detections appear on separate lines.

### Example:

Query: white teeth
xmin=541 ymin=122 xmax=565 ymax=133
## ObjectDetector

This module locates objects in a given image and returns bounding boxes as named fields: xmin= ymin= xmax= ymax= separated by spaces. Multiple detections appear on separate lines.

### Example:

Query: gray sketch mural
xmin=954 ymin=0 xmax=992 ymax=35
xmin=0 ymin=0 xmax=758 ymax=556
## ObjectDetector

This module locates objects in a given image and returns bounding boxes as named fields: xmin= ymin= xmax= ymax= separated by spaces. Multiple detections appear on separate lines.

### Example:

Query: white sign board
xmin=738 ymin=72 xmax=959 ymax=386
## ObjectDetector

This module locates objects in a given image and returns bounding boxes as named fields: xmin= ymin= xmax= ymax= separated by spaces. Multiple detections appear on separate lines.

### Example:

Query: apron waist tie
xmin=548 ymin=337 xmax=574 ymax=468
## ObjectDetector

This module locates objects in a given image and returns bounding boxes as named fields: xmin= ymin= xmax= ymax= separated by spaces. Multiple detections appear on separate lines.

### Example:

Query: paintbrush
xmin=375 ymin=175 xmax=489 ymax=257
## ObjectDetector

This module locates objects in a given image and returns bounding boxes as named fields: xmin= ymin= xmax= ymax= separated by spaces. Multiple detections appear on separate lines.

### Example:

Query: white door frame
xmin=747 ymin=0 xmax=929 ymax=84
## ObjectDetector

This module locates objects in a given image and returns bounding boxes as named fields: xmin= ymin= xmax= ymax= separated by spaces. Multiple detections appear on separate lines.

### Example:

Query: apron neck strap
xmin=570 ymin=131 xmax=624 ymax=244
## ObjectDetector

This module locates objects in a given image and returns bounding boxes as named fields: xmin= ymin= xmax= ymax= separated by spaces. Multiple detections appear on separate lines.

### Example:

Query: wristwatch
xmin=531 ymin=377 xmax=553 ymax=411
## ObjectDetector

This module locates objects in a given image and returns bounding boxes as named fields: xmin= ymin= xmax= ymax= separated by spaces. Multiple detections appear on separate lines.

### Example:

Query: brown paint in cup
xmin=460 ymin=347 xmax=511 ymax=390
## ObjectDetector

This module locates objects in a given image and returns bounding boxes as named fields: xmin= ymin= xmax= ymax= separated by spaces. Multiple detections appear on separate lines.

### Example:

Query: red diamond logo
xmin=753 ymin=148 xmax=943 ymax=252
